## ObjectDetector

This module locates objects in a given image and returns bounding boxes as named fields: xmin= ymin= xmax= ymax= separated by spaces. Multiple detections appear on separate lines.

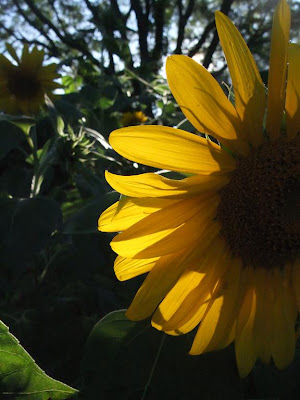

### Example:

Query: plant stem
xmin=141 ymin=333 xmax=166 ymax=400
xmin=26 ymin=125 xmax=40 ymax=197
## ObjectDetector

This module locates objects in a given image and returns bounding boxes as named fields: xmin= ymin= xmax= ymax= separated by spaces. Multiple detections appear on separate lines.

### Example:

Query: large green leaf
xmin=0 ymin=320 xmax=78 ymax=399
xmin=80 ymin=310 xmax=242 ymax=399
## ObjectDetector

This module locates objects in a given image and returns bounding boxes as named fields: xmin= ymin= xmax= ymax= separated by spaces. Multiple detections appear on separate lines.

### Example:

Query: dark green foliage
xmin=81 ymin=311 xmax=243 ymax=399
xmin=0 ymin=121 xmax=25 ymax=160
xmin=0 ymin=198 xmax=62 ymax=270
xmin=0 ymin=1 xmax=299 ymax=398
xmin=0 ymin=320 xmax=78 ymax=399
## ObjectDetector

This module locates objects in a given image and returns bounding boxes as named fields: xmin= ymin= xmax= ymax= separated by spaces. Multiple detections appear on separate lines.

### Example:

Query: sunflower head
xmin=99 ymin=0 xmax=299 ymax=378
xmin=0 ymin=44 xmax=61 ymax=115
xmin=121 ymin=111 xmax=148 ymax=127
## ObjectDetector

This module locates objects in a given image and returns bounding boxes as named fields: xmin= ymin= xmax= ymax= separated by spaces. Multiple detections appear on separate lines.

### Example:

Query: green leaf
xmin=0 ymin=121 xmax=24 ymax=160
xmin=56 ymin=116 xmax=65 ymax=135
xmin=97 ymin=96 xmax=115 ymax=110
xmin=0 ymin=115 xmax=35 ymax=136
xmin=0 ymin=320 xmax=78 ymax=399
xmin=63 ymin=192 xmax=119 ymax=234
xmin=61 ymin=75 xmax=83 ymax=94
xmin=80 ymin=310 xmax=242 ymax=399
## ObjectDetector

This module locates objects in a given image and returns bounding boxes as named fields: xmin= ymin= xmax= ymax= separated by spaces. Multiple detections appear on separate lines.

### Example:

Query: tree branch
xmin=152 ymin=0 xmax=166 ymax=63
xmin=84 ymin=0 xmax=133 ymax=68
xmin=187 ymin=20 xmax=214 ymax=57
xmin=174 ymin=0 xmax=196 ymax=54
xmin=12 ymin=0 xmax=59 ymax=56
xmin=23 ymin=0 xmax=101 ymax=65
xmin=130 ymin=0 xmax=149 ymax=63
xmin=202 ymin=0 xmax=234 ymax=68
xmin=0 ymin=20 xmax=53 ymax=53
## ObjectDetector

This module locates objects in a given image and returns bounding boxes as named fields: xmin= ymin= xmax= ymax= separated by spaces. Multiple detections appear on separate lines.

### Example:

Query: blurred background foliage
xmin=0 ymin=0 xmax=300 ymax=399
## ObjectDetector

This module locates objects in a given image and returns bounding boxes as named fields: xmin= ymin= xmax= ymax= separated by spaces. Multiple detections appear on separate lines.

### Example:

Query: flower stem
xmin=141 ymin=333 xmax=166 ymax=400
xmin=25 ymin=125 xmax=40 ymax=197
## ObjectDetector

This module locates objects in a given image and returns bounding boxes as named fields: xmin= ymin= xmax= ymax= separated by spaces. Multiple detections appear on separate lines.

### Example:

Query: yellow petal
xmin=292 ymin=259 xmax=300 ymax=311
xmin=215 ymin=11 xmax=266 ymax=147
xmin=266 ymin=0 xmax=291 ymax=139
xmin=114 ymin=255 xmax=158 ymax=281
xmin=6 ymin=43 xmax=19 ymax=63
xmin=190 ymin=257 xmax=241 ymax=354
xmin=152 ymin=271 xmax=210 ymax=335
xmin=253 ymin=269 xmax=271 ymax=364
xmin=0 ymin=54 xmax=14 ymax=71
xmin=105 ymin=170 xmax=229 ymax=199
xmin=166 ymin=55 xmax=248 ymax=155
xmin=109 ymin=126 xmax=236 ymax=175
xmin=111 ymin=194 xmax=219 ymax=259
xmin=152 ymin=232 xmax=226 ymax=335
xmin=286 ymin=43 xmax=300 ymax=139
xmin=271 ymin=268 xmax=297 ymax=369
xmin=235 ymin=269 xmax=257 ymax=378
xmin=21 ymin=46 xmax=44 ymax=72
xmin=98 ymin=197 xmax=176 ymax=232
xmin=126 ymin=250 xmax=192 ymax=320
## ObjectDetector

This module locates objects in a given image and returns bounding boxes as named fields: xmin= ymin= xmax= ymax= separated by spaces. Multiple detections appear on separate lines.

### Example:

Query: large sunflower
xmin=0 ymin=45 xmax=60 ymax=115
xmin=99 ymin=0 xmax=299 ymax=377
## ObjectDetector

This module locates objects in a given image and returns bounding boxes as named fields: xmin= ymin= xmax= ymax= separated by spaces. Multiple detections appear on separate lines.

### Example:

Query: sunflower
xmin=121 ymin=110 xmax=148 ymax=127
xmin=99 ymin=0 xmax=299 ymax=377
xmin=0 ymin=44 xmax=60 ymax=115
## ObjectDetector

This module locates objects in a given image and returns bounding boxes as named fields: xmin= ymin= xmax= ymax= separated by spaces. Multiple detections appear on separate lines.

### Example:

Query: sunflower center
xmin=8 ymin=71 xmax=41 ymax=100
xmin=217 ymin=137 xmax=300 ymax=269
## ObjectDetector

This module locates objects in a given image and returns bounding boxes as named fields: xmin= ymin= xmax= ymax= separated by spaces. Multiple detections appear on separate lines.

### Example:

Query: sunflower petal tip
xmin=167 ymin=54 xmax=182 ymax=64
xmin=98 ymin=213 xmax=105 ymax=231
xmin=104 ymin=170 xmax=111 ymax=179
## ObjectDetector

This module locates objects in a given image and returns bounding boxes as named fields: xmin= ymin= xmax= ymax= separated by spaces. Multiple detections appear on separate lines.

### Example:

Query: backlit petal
xmin=105 ymin=170 xmax=229 ymax=199
xmin=98 ymin=197 xmax=176 ymax=232
xmin=111 ymin=194 xmax=219 ymax=259
xmin=126 ymin=250 xmax=193 ymax=320
xmin=0 ymin=54 xmax=14 ymax=71
xmin=235 ymin=269 xmax=257 ymax=378
xmin=292 ymin=259 xmax=300 ymax=311
xmin=271 ymin=268 xmax=297 ymax=369
xmin=286 ymin=43 xmax=300 ymax=139
xmin=190 ymin=257 xmax=241 ymax=354
xmin=266 ymin=0 xmax=291 ymax=139
xmin=215 ymin=12 xmax=266 ymax=147
xmin=109 ymin=126 xmax=236 ymax=175
xmin=253 ymin=269 xmax=271 ymax=364
xmin=166 ymin=55 xmax=248 ymax=155
xmin=114 ymin=255 xmax=158 ymax=281
xmin=153 ymin=231 xmax=224 ymax=335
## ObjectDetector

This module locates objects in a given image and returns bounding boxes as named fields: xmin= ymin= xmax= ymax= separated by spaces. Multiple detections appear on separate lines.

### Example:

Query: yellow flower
xmin=121 ymin=111 xmax=148 ymax=127
xmin=0 ymin=45 xmax=60 ymax=115
xmin=99 ymin=0 xmax=299 ymax=377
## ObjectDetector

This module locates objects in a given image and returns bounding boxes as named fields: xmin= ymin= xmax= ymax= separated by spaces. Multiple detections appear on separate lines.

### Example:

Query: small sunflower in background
xmin=121 ymin=110 xmax=148 ymax=127
xmin=99 ymin=0 xmax=299 ymax=377
xmin=0 ymin=44 xmax=60 ymax=115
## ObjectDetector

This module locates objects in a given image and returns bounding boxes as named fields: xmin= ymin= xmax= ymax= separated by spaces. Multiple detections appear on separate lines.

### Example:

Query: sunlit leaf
xmin=0 ymin=320 xmax=78 ymax=400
